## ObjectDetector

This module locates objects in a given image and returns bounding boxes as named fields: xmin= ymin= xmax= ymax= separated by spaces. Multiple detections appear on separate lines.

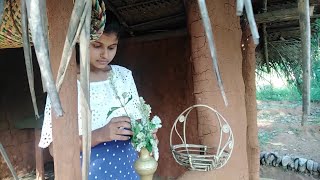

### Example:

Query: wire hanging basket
xmin=170 ymin=104 xmax=234 ymax=171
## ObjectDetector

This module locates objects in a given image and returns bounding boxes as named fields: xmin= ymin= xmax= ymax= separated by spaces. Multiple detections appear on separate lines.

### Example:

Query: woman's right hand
xmin=98 ymin=116 xmax=133 ymax=142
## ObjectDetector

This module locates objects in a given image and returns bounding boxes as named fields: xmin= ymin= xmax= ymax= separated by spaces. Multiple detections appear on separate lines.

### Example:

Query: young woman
xmin=39 ymin=12 xmax=143 ymax=179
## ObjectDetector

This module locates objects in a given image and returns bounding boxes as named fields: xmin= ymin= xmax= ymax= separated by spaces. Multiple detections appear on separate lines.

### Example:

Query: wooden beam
xmin=299 ymin=0 xmax=311 ymax=126
xmin=262 ymin=0 xmax=270 ymax=72
xmin=47 ymin=0 xmax=81 ymax=179
xmin=35 ymin=129 xmax=44 ymax=180
xmin=268 ymin=30 xmax=302 ymax=41
xmin=255 ymin=6 xmax=314 ymax=24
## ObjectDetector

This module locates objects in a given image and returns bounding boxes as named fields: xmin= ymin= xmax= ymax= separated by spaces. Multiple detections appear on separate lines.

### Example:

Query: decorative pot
xmin=134 ymin=147 xmax=158 ymax=180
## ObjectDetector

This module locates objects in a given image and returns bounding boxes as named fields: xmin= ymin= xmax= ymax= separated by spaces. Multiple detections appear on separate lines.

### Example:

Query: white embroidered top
xmin=39 ymin=65 xmax=142 ymax=148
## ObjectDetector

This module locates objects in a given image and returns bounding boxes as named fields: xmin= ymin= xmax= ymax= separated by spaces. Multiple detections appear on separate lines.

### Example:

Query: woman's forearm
xmin=79 ymin=127 xmax=107 ymax=151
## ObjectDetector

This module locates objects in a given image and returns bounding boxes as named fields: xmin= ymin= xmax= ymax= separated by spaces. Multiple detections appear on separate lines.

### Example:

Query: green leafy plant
xmin=131 ymin=97 xmax=162 ymax=161
xmin=107 ymin=72 xmax=162 ymax=160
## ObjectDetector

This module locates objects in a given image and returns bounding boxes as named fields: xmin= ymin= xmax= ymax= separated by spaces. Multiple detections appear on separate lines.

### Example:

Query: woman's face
xmin=90 ymin=33 xmax=119 ymax=71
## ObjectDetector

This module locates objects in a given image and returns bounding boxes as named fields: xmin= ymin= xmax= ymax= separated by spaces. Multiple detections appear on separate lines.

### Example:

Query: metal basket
xmin=170 ymin=104 xmax=234 ymax=171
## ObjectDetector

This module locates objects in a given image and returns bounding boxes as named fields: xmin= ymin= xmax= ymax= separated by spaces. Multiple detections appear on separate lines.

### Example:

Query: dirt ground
xmin=258 ymin=100 xmax=320 ymax=179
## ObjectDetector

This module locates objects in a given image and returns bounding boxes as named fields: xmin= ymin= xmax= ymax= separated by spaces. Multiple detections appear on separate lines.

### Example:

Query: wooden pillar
xmin=35 ymin=129 xmax=44 ymax=180
xmin=242 ymin=23 xmax=260 ymax=180
xmin=262 ymin=0 xmax=270 ymax=72
xmin=180 ymin=0 xmax=250 ymax=179
xmin=47 ymin=0 xmax=81 ymax=179
xmin=298 ymin=0 xmax=311 ymax=126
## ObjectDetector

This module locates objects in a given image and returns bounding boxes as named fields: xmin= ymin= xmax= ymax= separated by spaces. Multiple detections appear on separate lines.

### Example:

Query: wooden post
xmin=242 ymin=23 xmax=260 ymax=180
xmin=298 ymin=0 xmax=311 ymax=126
xmin=255 ymin=6 xmax=314 ymax=24
xmin=79 ymin=1 xmax=92 ymax=179
xmin=0 ymin=143 xmax=18 ymax=180
xmin=262 ymin=0 xmax=270 ymax=72
xmin=47 ymin=0 xmax=81 ymax=179
xmin=35 ymin=129 xmax=44 ymax=180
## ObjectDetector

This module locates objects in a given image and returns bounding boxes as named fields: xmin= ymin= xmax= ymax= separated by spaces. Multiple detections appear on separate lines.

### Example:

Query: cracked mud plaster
xmin=181 ymin=0 xmax=250 ymax=179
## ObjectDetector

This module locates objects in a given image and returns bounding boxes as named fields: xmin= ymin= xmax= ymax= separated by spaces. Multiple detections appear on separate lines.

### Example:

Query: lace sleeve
xmin=38 ymin=97 xmax=53 ymax=148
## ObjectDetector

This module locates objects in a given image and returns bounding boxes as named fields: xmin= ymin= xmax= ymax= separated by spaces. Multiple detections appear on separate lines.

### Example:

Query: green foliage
xmin=256 ymin=18 xmax=320 ymax=101
xmin=256 ymin=85 xmax=301 ymax=101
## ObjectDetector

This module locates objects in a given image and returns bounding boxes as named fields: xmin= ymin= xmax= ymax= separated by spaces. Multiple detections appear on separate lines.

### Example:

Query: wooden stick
xmin=299 ymin=0 xmax=311 ymax=126
xmin=262 ymin=0 xmax=270 ymax=72
xmin=0 ymin=143 xmax=19 ymax=180
xmin=26 ymin=0 xmax=63 ymax=116
xmin=55 ymin=0 xmax=88 ymax=91
xmin=0 ymin=0 xmax=4 ymax=26
xmin=79 ymin=0 xmax=92 ymax=179
xmin=244 ymin=0 xmax=260 ymax=45
xmin=255 ymin=6 xmax=314 ymax=24
xmin=197 ymin=0 xmax=228 ymax=106
xmin=21 ymin=0 xmax=40 ymax=119
xmin=236 ymin=0 xmax=244 ymax=16
xmin=34 ymin=129 xmax=45 ymax=180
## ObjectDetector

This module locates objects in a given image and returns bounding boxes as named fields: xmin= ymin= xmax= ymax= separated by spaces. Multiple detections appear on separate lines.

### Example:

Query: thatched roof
xmin=252 ymin=0 xmax=320 ymax=65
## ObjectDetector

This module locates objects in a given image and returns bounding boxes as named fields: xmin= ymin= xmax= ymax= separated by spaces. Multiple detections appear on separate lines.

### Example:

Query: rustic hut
xmin=0 ymin=0 xmax=317 ymax=179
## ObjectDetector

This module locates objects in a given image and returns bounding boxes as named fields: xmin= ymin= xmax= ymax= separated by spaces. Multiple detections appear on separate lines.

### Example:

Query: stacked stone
xmin=260 ymin=151 xmax=320 ymax=176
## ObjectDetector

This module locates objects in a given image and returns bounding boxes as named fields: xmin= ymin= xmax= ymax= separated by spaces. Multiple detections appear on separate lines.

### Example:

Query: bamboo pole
xmin=244 ymin=0 xmax=260 ymax=45
xmin=262 ymin=0 xmax=270 ymax=72
xmin=25 ymin=0 xmax=63 ymax=116
xmin=55 ymin=0 xmax=88 ymax=91
xmin=299 ymin=0 xmax=311 ymax=126
xmin=0 ymin=143 xmax=18 ymax=180
xmin=21 ymin=1 xmax=44 ymax=179
xmin=236 ymin=0 xmax=244 ymax=16
xmin=197 ymin=0 xmax=228 ymax=106
xmin=21 ymin=0 xmax=40 ymax=119
xmin=79 ymin=0 xmax=92 ymax=179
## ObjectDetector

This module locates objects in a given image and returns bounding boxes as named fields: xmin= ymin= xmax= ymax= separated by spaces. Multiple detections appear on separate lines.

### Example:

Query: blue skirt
xmin=81 ymin=140 xmax=139 ymax=180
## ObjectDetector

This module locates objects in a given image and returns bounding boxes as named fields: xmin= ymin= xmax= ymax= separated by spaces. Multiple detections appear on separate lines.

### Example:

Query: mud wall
xmin=0 ymin=48 xmax=50 ymax=179
xmin=179 ymin=0 xmax=250 ymax=179
xmin=116 ymin=36 xmax=199 ymax=178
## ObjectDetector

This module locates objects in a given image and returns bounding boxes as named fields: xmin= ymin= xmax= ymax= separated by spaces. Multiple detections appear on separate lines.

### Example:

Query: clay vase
xmin=134 ymin=147 xmax=158 ymax=180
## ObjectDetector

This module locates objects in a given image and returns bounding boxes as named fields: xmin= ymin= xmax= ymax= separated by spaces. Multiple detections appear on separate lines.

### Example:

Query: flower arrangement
xmin=131 ymin=97 xmax=162 ymax=161
xmin=107 ymin=72 xmax=162 ymax=161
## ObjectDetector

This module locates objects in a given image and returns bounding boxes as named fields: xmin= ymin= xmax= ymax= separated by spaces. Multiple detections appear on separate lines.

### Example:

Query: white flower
xmin=153 ymin=147 xmax=159 ymax=161
xmin=136 ymin=141 xmax=146 ymax=152
xmin=151 ymin=116 xmax=162 ymax=129
xmin=138 ymin=97 xmax=152 ymax=120
xmin=136 ymin=132 xmax=145 ymax=140
xmin=149 ymin=139 xmax=159 ymax=161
